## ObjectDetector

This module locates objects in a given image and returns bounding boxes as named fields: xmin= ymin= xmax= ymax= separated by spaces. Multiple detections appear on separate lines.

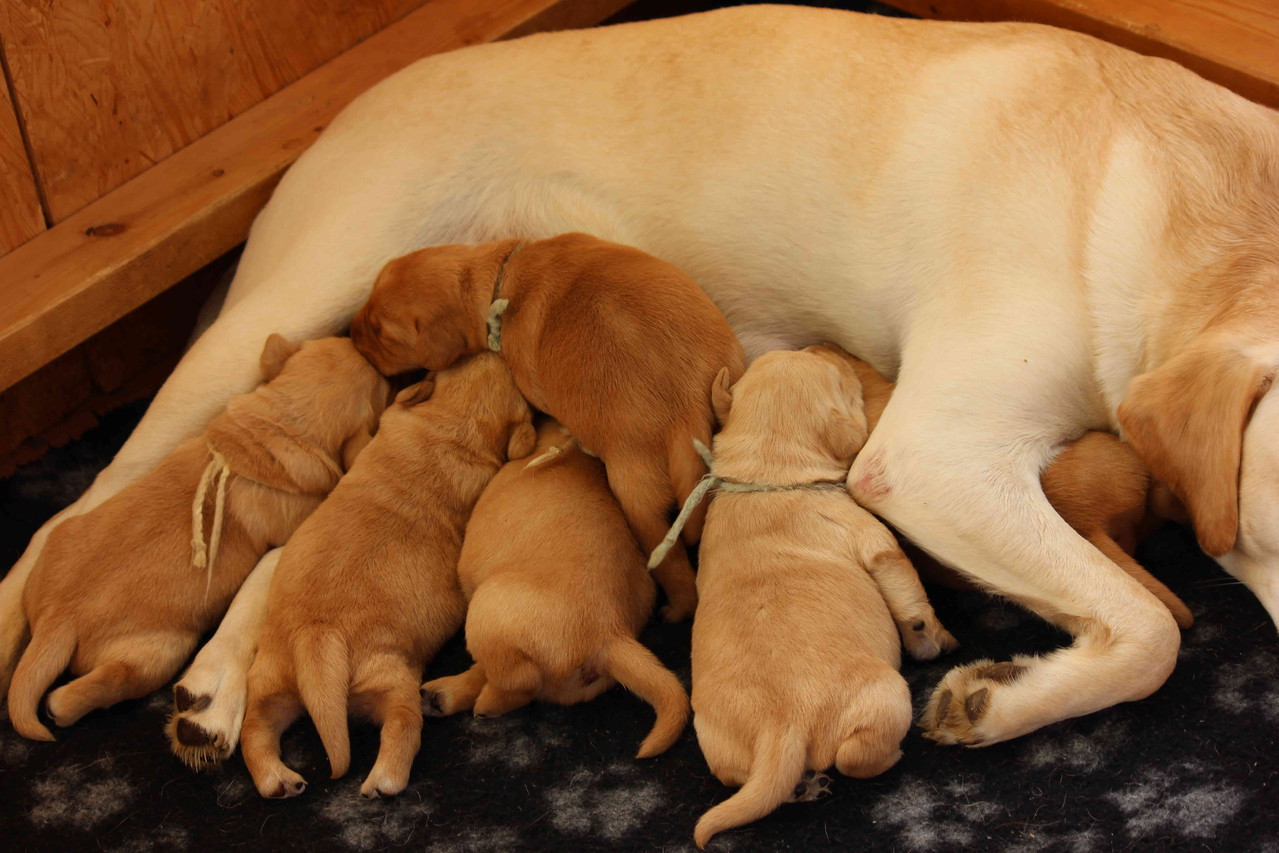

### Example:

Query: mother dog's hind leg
xmin=850 ymin=419 xmax=1182 ymax=747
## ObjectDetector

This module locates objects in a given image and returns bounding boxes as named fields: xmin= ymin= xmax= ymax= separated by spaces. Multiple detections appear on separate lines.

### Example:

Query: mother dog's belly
xmin=250 ymin=7 xmax=1121 ymax=384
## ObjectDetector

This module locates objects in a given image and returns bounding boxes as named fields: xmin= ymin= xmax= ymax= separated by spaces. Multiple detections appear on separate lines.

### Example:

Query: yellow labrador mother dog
xmin=6 ymin=6 xmax=1279 ymax=747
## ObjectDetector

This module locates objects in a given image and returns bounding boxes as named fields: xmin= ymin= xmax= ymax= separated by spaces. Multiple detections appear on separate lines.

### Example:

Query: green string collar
xmin=486 ymin=241 xmax=527 ymax=352
xmin=647 ymin=438 xmax=848 ymax=570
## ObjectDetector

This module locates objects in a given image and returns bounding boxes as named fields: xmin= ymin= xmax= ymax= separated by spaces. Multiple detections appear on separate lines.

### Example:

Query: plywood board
xmin=0 ymin=0 xmax=427 ymax=223
xmin=0 ymin=69 xmax=44 ymax=255
xmin=0 ymin=0 xmax=632 ymax=393
xmin=884 ymin=0 xmax=1279 ymax=108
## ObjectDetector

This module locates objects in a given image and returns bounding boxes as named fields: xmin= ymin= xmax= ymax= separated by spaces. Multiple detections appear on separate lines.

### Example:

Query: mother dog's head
xmin=1119 ymin=324 xmax=1279 ymax=624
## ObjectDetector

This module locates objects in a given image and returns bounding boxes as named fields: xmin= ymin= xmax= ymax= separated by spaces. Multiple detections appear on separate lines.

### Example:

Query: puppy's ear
xmin=1119 ymin=337 xmax=1274 ymax=557
xmin=260 ymin=334 xmax=301 ymax=383
xmin=711 ymin=367 xmax=734 ymax=425
xmin=395 ymin=376 xmax=436 ymax=407
xmin=340 ymin=428 xmax=375 ymax=472
xmin=506 ymin=421 xmax=538 ymax=461
xmin=826 ymin=410 xmax=870 ymax=461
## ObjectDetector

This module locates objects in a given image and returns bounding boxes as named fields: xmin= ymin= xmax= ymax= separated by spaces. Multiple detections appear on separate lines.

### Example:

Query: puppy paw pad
xmin=790 ymin=770 xmax=833 ymax=802
xmin=421 ymin=689 xmax=447 ymax=717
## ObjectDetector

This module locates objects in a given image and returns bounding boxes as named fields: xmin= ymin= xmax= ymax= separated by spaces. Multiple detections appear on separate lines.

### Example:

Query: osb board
xmin=885 ymin=0 xmax=1279 ymax=108
xmin=0 ymin=71 xmax=44 ymax=255
xmin=0 ymin=0 xmax=633 ymax=393
xmin=0 ymin=0 xmax=428 ymax=223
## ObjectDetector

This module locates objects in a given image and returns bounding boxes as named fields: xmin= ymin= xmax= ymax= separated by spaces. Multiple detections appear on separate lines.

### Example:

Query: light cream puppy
xmin=239 ymin=352 xmax=535 ymax=800
xmin=421 ymin=420 xmax=689 ymax=758
xmin=8 ymin=336 xmax=386 ymax=741
xmin=692 ymin=346 xmax=957 ymax=848
xmin=8 ymin=7 xmax=1279 ymax=744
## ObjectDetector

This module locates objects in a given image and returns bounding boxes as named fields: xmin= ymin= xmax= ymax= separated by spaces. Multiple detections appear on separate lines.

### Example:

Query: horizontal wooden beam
xmin=0 ymin=0 xmax=632 ymax=393
xmin=882 ymin=1 xmax=1279 ymax=109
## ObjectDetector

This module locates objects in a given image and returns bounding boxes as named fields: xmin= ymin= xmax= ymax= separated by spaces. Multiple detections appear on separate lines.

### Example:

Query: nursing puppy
xmin=420 ymin=420 xmax=689 ymax=758
xmin=350 ymin=232 xmax=746 ymax=622
xmin=239 ymin=352 xmax=535 ymax=800
xmin=692 ymin=346 xmax=957 ymax=848
xmin=842 ymin=351 xmax=1194 ymax=630
xmin=8 ymin=336 xmax=387 ymax=741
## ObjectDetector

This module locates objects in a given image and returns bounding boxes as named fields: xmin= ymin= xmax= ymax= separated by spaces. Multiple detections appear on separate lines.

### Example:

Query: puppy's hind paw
xmin=420 ymin=677 xmax=472 ymax=717
xmin=255 ymin=767 xmax=308 ymax=799
xmin=920 ymin=657 xmax=1032 ymax=746
xmin=360 ymin=767 xmax=408 ymax=799
xmin=900 ymin=616 xmax=960 ymax=661
xmin=789 ymin=770 xmax=833 ymax=803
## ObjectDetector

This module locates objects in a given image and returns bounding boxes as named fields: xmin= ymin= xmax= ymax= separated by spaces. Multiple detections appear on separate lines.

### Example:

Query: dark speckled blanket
xmin=4 ymin=2 xmax=1279 ymax=849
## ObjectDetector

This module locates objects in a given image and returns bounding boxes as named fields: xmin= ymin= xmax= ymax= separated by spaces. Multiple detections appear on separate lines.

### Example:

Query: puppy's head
xmin=351 ymin=240 xmax=522 ymax=375
xmin=207 ymin=335 xmax=391 ymax=493
xmin=716 ymin=346 xmax=869 ymax=466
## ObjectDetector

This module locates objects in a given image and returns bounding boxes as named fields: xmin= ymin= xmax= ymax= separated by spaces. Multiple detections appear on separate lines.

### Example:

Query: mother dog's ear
xmin=1119 ymin=339 xmax=1275 ymax=557
xmin=711 ymin=367 xmax=734 ymax=425
xmin=260 ymin=334 xmax=301 ymax=382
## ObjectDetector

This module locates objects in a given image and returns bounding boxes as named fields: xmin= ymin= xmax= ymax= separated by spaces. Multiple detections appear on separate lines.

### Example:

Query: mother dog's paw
xmin=920 ymin=657 xmax=1033 ymax=746
xmin=166 ymin=674 xmax=245 ymax=770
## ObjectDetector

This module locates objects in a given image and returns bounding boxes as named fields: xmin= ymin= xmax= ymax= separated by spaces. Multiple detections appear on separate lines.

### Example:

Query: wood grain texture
xmin=0 ymin=68 xmax=44 ymax=255
xmin=884 ymin=0 xmax=1279 ymax=108
xmin=0 ymin=0 xmax=632 ymax=393
xmin=1 ymin=0 xmax=428 ymax=223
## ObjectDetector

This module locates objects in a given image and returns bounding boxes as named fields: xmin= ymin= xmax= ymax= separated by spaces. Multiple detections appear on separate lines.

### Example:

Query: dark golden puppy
xmin=351 ymin=233 xmax=745 ymax=621
xmin=9 ymin=336 xmax=387 ymax=741
xmin=422 ymin=419 xmax=689 ymax=757
xmin=239 ymin=352 xmax=535 ymax=800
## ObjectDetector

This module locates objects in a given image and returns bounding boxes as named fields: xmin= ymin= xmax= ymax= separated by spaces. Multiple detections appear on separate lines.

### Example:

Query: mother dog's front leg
xmin=850 ymin=421 xmax=1182 ymax=746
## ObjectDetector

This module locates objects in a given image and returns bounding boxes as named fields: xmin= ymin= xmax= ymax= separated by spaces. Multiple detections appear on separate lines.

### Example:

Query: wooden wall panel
xmin=0 ymin=0 xmax=429 ymax=223
xmin=884 ymin=1 xmax=1279 ymax=108
xmin=0 ymin=70 xmax=44 ymax=255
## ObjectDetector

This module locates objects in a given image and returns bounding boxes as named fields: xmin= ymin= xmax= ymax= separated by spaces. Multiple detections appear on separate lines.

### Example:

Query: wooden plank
xmin=0 ymin=0 xmax=633 ymax=394
xmin=0 ymin=57 xmax=44 ymax=255
xmin=0 ymin=0 xmax=428 ymax=223
xmin=882 ymin=1 xmax=1279 ymax=108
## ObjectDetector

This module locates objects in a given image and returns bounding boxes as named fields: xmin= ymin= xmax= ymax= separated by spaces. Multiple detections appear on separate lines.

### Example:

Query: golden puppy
xmin=9 ymin=336 xmax=387 ymax=741
xmin=841 ymin=350 xmax=1193 ymax=630
xmin=350 ymin=232 xmax=746 ymax=622
xmin=692 ymin=346 xmax=957 ymax=848
xmin=421 ymin=420 xmax=689 ymax=757
xmin=239 ymin=352 xmax=535 ymax=800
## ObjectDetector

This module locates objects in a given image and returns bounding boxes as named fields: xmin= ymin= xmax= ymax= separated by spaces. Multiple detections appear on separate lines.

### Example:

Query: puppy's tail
xmin=600 ymin=636 xmax=689 ymax=758
xmin=1092 ymin=534 xmax=1194 ymax=629
xmin=694 ymin=730 xmax=806 ymax=849
xmin=295 ymin=630 xmax=351 ymax=779
xmin=8 ymin=624 xmax=75 ymax=742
